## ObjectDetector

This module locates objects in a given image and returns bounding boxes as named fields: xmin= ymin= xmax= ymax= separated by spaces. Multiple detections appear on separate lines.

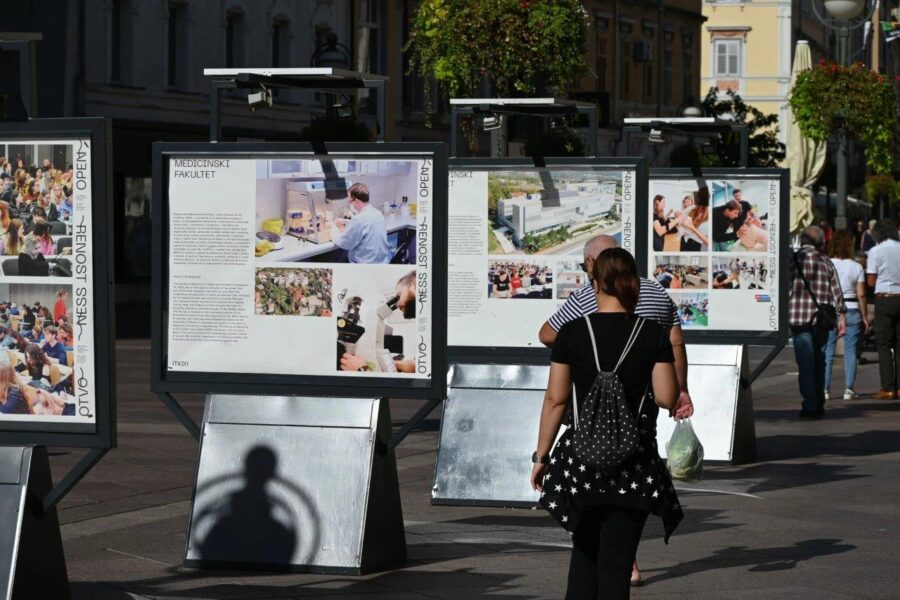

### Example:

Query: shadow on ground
xmin=72 ymin=566 xmax=542 ymax=599
xmin=639 ymin=538 xmax=856 ymax=585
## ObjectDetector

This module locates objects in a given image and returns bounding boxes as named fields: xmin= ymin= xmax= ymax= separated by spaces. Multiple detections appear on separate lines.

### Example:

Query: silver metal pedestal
xmin=185 ymin=395 xmax=406 ymax=575
xmin=656 ymin=345 xmax=757 ymax=464
xmin=0 ymin=446 xmax=69 ymax=600
xmin=433 ymin=348 xmax=757 ymax=506
xmin=432 ymin=364 xmax=548 ymax=507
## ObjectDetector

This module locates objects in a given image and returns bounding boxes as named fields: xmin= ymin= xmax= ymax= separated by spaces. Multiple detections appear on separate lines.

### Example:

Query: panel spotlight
xmin=648 ymin=127 xmax=666 ymax=144
xmin=333 ymin=95 xmax=355 ymax=120
xmin=480 ymin=113 xmax=502 ymax=132
xmin=247 ymin=87 xmax=273 ymax=112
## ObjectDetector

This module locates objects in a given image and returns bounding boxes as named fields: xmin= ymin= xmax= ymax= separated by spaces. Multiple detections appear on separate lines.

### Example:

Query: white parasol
xmin=787 ymin=41 xmax=827 ymax=234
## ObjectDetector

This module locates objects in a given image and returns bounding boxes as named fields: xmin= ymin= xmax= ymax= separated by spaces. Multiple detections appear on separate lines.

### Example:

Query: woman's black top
xmin=494 ymin=275 xmax=509 ymax=292
xmin=542 ymin=312 xmax=683 ymax=542
xmin=652 ymin=215 xmax=674 ymax=251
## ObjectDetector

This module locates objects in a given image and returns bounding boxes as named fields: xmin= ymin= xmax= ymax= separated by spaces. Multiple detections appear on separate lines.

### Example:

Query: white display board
xmin=0 ymin=137 xmax=97 ymax=431
xmin=160 ymin=153 xmax=439 ymax=389
xmin=646 ymin=171 xmax=788 ymax=342
xmin=447 ymin=161 xmax=644 ymax=354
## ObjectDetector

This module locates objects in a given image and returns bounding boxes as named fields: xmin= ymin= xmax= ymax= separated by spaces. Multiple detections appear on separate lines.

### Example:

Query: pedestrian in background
xmin=861 ymin=219 xmax=877 ymax=253
xmin=789 ymin=225 xmax=846 ymax=418
xmin=824 ymin=231 xmax=868 ymax=401
xmin=866 ymin=219 xmax=900 ymax=400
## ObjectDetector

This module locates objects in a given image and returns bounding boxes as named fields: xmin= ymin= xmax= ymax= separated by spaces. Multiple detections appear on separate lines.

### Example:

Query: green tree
xmin=701 ymin=88 xmax=786 ymax=167
xmin=405 ymin=0 xmax=589 ymax=111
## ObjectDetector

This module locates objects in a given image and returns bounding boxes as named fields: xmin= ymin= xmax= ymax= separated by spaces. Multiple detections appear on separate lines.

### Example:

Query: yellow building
xmin=700 ymin=0 xmax=831 ymax=145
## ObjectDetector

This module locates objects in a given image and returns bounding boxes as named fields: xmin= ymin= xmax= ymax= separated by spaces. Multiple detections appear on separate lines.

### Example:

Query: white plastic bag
xmin=666 ymin=419 xmax=704 ymax=481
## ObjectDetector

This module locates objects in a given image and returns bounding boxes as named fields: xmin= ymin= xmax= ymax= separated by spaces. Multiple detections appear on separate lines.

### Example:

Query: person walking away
xmin=538 ymin=234 xmax=692 ymax=586
xmin=866 ymin=220 xmax=900 ymax=400
xmin=861 ymin=219 xmax=877 ymax=253
xmin=823 ymin=231 xmax=868 ymax=400
xmin=531 ymin=248 xmax=681 ymax=599
xmin=789 ymin=226 xmax=846 ymax=417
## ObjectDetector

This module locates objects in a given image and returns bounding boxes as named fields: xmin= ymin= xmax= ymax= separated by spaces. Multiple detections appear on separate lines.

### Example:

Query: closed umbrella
xmin=787 ymin=40 xmax=827 ymax=235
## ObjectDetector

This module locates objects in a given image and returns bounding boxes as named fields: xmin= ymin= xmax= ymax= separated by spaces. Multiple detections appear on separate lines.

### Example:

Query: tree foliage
xmin=404 ymin=0 xmax=589 ymax=111
xmin=701 ymin=88 xmax=786 ymax=167
xmin=789 ymin=60 xmax=898 ymax=175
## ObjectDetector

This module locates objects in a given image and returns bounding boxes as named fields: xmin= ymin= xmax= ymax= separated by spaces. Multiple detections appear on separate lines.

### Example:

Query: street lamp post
xmin=810 ymin=0 xmax=877 ymax=231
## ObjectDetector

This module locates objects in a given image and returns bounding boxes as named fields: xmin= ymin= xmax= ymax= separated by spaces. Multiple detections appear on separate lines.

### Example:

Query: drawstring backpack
xmin=571 ymin=315 xmax=647 ymax=473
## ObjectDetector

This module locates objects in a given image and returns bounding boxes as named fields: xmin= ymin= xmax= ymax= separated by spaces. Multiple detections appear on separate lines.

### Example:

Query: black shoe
xmin=799 ymin=409 xmax=824 ymax=419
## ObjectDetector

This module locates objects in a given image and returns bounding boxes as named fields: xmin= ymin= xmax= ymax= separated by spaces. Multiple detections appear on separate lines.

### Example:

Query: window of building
xmin=595 ymin=17 xmax=609 ymax=92
xmin=682 ymin=34 xmax=694 ymax=102
xmin=643 ymin=64 xmax=653 ymax=100
xmin=272 ymin=17 xmax=290 ymax=68
xmin=167 ymin=2 xmax=189 ymax=89
xmin=713 ymin=38 xmax=742 ymax=77
xmin=225 ymin=9 xmax=245 ymax=69
xmin=110 ymin=0 xmax=133 ymax=83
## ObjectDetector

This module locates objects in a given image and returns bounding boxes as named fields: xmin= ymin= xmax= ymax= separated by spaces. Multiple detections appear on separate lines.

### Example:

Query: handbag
xmin=570 ymin=315 xmax=647 ymax=473
xmin=792 ymin=251 xmax=838 ymax=335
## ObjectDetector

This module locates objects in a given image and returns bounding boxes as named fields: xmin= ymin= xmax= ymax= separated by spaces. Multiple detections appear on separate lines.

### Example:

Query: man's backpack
xmin=571 ymin=315 xmax=647 ymax=473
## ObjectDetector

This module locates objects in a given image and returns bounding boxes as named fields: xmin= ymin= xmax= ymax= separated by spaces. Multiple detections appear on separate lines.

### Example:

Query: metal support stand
xmin=433 ymin=346 xmax=762 ymax=506
xmin=432 ymin=364 xmax=548 ymax=507
xmin=155 ymin=392 xmax=201 ymax=441
xmin=184 ymin=395 xmax=405 ymax=574
xmin=205 ymin=68 xmax=388 ymax=143
xmin=0 ymin=446 xmax=69 ymax=600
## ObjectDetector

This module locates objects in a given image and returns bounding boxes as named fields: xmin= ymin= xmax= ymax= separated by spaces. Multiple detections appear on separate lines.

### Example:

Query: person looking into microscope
xmin=339 ymin=271 xmax=418 ymax=372
xmin=330 ymin=183 xmax=390 ymax=264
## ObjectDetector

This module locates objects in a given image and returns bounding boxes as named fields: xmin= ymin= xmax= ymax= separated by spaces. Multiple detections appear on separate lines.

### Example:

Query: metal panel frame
xmin=446 ymin=156 xmax=648 ymax=365
xmin=0 ymin=118 xmax=117 ymax=449
xmin=151 ymin=142 xmax=448 ymax=400
xmin=647 ymin=168 xmax=790 ymax=346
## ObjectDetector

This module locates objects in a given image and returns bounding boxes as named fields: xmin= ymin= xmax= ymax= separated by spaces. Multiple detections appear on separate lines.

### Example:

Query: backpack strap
xmin=583 ymin=315 xmax=601 ymax=371
xmin=613 ymin=317 xmax=645 ymax=373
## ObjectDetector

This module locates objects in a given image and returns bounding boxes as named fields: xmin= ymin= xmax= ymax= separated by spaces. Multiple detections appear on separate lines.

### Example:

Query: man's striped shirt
xmin=548 ymin=277 xmax=680 ymax=331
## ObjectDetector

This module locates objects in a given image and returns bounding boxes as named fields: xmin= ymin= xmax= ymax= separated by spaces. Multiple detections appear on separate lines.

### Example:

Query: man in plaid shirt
xmin=790 ymin=225 xmax=846 ymax=418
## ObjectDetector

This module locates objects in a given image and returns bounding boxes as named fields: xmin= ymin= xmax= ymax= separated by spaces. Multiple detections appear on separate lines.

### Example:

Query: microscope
xmin=335 ymin=290 xmax=405 ymax=373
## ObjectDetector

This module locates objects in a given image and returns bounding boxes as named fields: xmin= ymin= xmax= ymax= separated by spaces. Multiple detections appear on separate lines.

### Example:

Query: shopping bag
xmin=665 ymin=419 xmax=704 ymax=481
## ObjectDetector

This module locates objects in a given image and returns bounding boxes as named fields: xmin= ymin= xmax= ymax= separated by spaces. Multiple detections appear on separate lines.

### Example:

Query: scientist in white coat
xmin=330 ymin=182 xmax=390 ymax=264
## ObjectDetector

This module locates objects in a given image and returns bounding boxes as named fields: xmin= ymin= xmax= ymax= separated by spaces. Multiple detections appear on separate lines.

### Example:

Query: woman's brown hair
xmin=592 ymin=248 xmax=640 ymax=314
xmin=830 ymin=230 xmax=856 ymax=259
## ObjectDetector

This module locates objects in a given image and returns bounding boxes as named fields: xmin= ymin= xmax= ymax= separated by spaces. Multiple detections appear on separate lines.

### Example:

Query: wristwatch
xmin=531 ymin=452 xmax=550 ymax=465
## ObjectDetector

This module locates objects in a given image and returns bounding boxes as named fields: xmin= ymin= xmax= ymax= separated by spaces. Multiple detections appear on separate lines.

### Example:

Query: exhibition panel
xmin=0 ymin=118 xmax=115 ymax=448
xmin=151 ymin=143 xmax=448 ymax=400
xmin=447 ymin=158 xmax=647 ymax=362
xmin=646 ymin=169 xmax=790 ymax=345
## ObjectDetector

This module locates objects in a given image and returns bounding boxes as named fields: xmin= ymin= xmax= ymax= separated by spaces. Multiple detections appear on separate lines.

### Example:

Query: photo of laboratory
xmin=488 ymin=260 xmax=553 ymax=299
xmin=254 ymin=159 xmax=421 ymax=265
xmin=712 ymin=256 xmax=769 ymax=290
xmin=335 ymin=267 xmax=418 ymax=374
xmin=488 ymin=170 xmax=623 ymax=256
xmin=711 ymin=181 xmax=769 ymax=252
xmin=653 ymin=255 xmax=709 ymax=290
xmin=555 ymin=260 xmax=588 ymax=300
xmin=254 ymin=268 xmax=333 ymax=317
xmin=673 ymin=292 xmax=709 ymax=328
xmin=0 ymin=283 xmax=76 ymax=417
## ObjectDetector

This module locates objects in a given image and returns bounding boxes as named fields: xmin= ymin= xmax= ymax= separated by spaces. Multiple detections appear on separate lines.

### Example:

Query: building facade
xmin=700 ymin=0 xmax=831 ymax=145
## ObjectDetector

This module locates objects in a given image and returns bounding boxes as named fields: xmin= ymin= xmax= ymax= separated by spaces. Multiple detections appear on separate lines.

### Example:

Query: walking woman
xmin=531 ymin=248 xmax=682 ymax=599
xmin=824 ymin=231 xmax=868 ymax=400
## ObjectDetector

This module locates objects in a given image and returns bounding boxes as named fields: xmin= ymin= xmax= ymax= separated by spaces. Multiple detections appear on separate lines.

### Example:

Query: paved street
xmin=52 ymin=340 xmax=900 ymax=599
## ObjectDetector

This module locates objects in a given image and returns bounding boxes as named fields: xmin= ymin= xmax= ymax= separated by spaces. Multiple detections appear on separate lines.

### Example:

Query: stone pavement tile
xmin=631 ymin=586 xmax=862 ymax=599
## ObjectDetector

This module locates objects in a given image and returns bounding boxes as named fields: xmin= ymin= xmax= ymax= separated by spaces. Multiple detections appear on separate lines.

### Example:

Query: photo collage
xmin=0 ymin=140 xmax=87 ymax=420
xmin=251 ymin=158 xmax=427 ymax=376
xmin=648 ymin=178 xmax=779 ymax=331
xmin=486 ymin=169 xmax=624 ymax=303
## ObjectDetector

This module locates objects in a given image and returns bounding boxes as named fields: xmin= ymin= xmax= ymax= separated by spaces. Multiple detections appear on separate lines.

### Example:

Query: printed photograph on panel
xmin=711 ymin=181 xmax=769 ymax=252
xmin=487 ymin=259 xmax=553 ymax=299
xmin=488 ymin=170 xmax=623 ymax=256
xmin=650 ymin=186 xmax=709 ymax=253
xmin=254 ymin=267 xmax=333 ymax=316
xmin=653 ymin=255 xmax=709 ymax=290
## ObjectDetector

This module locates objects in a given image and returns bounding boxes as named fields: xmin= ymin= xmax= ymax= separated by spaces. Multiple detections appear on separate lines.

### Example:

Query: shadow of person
xmin=195 ymin=446 xmax=297 ymax=565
